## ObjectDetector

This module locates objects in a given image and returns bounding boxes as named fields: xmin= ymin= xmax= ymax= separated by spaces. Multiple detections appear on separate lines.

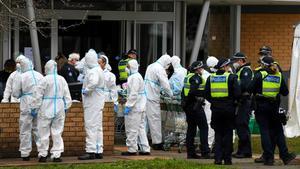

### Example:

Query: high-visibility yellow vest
xmin=118 ymin=58 xmax=130 ymax=81
xmin=210 ymin=72 xmax=230 ymax=98
xmin=183 ymin=73 xmax=205 ymax=97
xmin=260 ymin=71 xmax=281 ymax=98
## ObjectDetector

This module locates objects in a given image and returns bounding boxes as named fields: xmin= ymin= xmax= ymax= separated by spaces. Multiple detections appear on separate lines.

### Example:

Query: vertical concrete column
xmin=26 ymin=0 xmax=41 ymax=72
xmin=190 ymin=0 xmax=210 ymax=65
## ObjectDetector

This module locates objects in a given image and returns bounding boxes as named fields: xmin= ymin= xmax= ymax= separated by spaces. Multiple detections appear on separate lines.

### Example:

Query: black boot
xmin=214 ymin=160 xmax=222 ymax=165
xmin=39 ymin=156 xmax=47 ymax=162
xmin=232 ymin=153 xmax=252 ymax=158
xmin=187 ymin=154 xmax=202 ymax=159
xmin=78 ymin=153 xmax=95 ymax=160
xmin=152 ymin=143 xmax=164 ymax=150
xmin=263 ymin=159 xmax=274 ymax=166
xmin=224 ymin=160 xmax=232 ymax=165
xmin=95 ymin=153 xmax=103 ymax=159
xmin=283 ymin=153 xmax=296 ymax=165
xmin=22 ymin=156 xmax=30 ymax=161
xmin=139 ymin=152 xmax=151 ymax=155
xmin=121 ymin=151 xmax=137 ymax=156
xmin=254 ymin=155 xmax=265 ymax=163
xmin=53 ymin=157 xmax=62 ymax=162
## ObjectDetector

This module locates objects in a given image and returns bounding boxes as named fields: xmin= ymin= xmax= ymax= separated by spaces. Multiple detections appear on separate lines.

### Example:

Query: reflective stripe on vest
xmin=260 ymin=71 xmax=281 ymax=98
xmin=118 ymin=58 xmax=130 ymax=81
xmin=210 ymin=72 xmax=230 ymax=98
xmin=183 ymin=73 xmax=205 ymax=97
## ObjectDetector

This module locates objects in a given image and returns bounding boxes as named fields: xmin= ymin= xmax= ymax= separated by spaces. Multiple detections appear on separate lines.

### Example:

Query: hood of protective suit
xmin=128 ymin=59 xmax=139 ymax=74
xmin=85 ymin=49 xmax=99 ymax=69
xmin=16 ymin=54 xmax=27 ymax=63
xmin=206 ymin=56 xmax=219 ymax=73
xmin=157 ymin=54 xmax=171 ymax=69
xmin=171 ymin=56 xmax=181 ymax=69
xmin=206 ymin=56 xmax=218 ymax=68
xmin=45 ymin=60 xmax=58 ymax=75
xmin=19 ymin=56 xmax=33 ymax=72
xmin=105 ymin=64 xmax=112 ymax=71
xmin=100 ymin=55 xmax=109 ymax=65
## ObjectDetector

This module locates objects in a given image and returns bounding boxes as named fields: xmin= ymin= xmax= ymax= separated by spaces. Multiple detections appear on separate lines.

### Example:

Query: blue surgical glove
xmin=124 ymin=106 xmax=132 ymax=116
xmin=114 ymin=104 xmax=119 ymax=113
xmin=82 ymin=88 xmax=88 ymax=95
xmin=31 ymin=109 xmax=38 ymax=118
xmin=65 ymin=109 xmax=68 ymax=114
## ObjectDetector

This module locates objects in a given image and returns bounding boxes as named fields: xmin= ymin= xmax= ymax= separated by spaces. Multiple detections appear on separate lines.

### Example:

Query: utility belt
xmin=240 ymin=92 xmax=251 ymax=99
xmin=255 ymin=94 xmax=277 ymax=102
xmin=210 ymin=97 xmax=230 ymax=101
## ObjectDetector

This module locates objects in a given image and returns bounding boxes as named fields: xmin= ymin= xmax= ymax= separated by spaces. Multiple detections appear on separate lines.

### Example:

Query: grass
xmin=234 ymin=135 xmax=300 ymax=154
xmin=0 ymin=159 xmax=233 ymax=169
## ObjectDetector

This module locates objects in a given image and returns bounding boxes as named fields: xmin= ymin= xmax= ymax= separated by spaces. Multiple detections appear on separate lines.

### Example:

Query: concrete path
xmin=0 ymin=146 xmax=299 ymax=168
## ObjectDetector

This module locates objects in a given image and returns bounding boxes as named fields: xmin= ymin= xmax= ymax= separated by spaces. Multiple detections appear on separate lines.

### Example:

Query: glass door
xmin=135 ymin=22 xmax=168 ymax=76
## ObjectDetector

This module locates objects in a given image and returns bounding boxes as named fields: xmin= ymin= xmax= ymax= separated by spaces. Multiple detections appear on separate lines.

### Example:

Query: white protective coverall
xmin=125 ymin=59 xmax=150 ymax=153
xmin=162 ymin=56 xmax=187 ymax=135
xmin=30 ymin=60 xmax=72 ymax=158
xmin=201 ymin=69 xmax=215 ymax=148
xmin=82 ymin=49 xmax=105 ymax=154
xmin=75 ymin=57 xmax=86 ymax=82
xmin=100 ymin=55 xmax=118 ymax=105
xmin=12 ymin=55 xmax=44 ymax=158
xmin=169 ymin=56 xmax=187 ymax=99
xmin=144 ymin=54 xmax=173 ymax=144
xmin=1 ymin=65 xmax=21 ymax=102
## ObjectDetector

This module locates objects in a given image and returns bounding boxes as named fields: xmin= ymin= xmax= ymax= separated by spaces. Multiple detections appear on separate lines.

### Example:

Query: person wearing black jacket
xmin=205 ymin=58 xmax=241 ymax=165
xmin=58 ymin=53 xmax=80 ymax=83
xmin=182 ymin=61 xmax=209 ymax=159
xmin=248 ymin=56 xmax=295 ymax=166
xmin=231 ymin=52 xmax=253 ymax=158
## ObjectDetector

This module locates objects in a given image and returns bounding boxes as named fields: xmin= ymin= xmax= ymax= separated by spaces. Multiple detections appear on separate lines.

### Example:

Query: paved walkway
xmin=0 ymin=146 xmax=299 ymax=168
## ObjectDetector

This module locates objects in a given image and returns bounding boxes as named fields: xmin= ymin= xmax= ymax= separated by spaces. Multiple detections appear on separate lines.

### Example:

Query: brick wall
xmin=241 ymin=13 xmax=300 ymax=71
xmin=208 ymin=11 xmax=299 ymax=71
xmin=0 ymin=102 xmax=114 ymax=158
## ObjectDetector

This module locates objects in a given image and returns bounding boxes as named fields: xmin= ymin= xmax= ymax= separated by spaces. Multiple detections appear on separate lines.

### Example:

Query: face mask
xmin=233 ymin=62 xmax=240 ymax=69
xmin=210 ymin=67 xmax=217 ymax=73
xmin=16 ymin=63 xmax=21 ymax=72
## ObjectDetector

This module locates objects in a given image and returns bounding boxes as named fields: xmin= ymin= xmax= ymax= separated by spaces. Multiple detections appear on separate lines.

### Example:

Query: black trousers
xmin=235 ymin=97 xmax=252 ymax=155
xmin=211 ymin=108 xmax=235 ymax=162
xmin=185 ymin=104 xmax=209 ymax=156
xmin=255 ymin=101 xmax=289 ymax=161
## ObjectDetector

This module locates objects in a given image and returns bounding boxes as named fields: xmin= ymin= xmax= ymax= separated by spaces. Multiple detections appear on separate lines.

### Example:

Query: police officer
xmin=205 ymin=58 xmax=241 ymax=165
xmin=182 ymin=61 xmax=210 ymax=159
xmin=254 ymin=46 xmax=284 ymax=163
xmin=231 ymin=52 xmax=253 ymax=158
xmin=248 ymin=56 xmax=296 ymax=166
xmin=118 ymin=49 xmax=137 ymax=84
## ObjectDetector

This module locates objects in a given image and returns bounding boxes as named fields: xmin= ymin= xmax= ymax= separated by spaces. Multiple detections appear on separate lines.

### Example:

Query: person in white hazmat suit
xmin=30 ymin=60 xmax=72 ymax=162
xmin=144 ymin=54 xmax=173 ymax=150
xmin=98 ymin=55 xmax=119 ymax=113
xmin=121 ymin=59 xmax=151 ymax=156
xmin=203 ymin=56 xmax=219 ymax=150
xmin=75 ymin=57 xmax=86 ymax=82
xmin=169 ymin=56 xmax=187 ymax=99
xmin=162 ymin=56 xmax=187 ymax=138
xmin=12 ymin=55 xmax=44 ymax=161
xmin=1 ymin=58 xmax=22 ymax=103
xmin=78 ymin=49 xmax=105 ymax=160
